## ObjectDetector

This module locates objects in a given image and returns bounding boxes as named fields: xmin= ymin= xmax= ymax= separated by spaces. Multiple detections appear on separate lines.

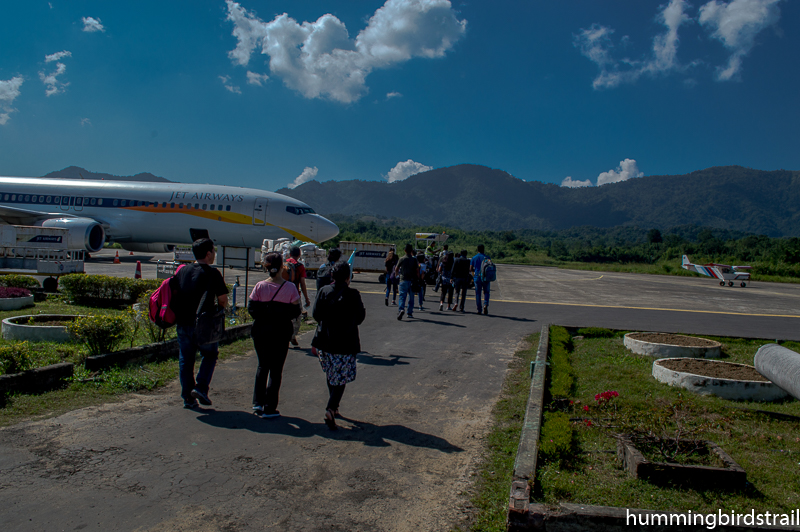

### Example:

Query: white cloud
xmin=219 ymin=75 xmax=241 ymax=94
xmin=576 ymin=0 xmax=782 ymax=87
xmin=699 ymin=0 xmax=782 ymax=81
xmin=386 ymin=91 xmax=402 ymax=99
xmin=45 ymin=50 xmax=72 ymax=63
xmin=81 ymin=118 xmax=92 ymax=126
xmin=0 ymin=76 xmax=24 ymax=125
xmin=40 ymin=56 xmax=70 ymax=97
xmin=575 ymin=0 xmax=691 ymax=89
xmin=225 ymin=0 xmax=466 ymax=103
xmin=288 ymin=166 xmax=319 ymax=189
xmin=561 ymin=176 xmax=593 ymax=188
xmin=597 ymin=159 xmax=644 ymax=186
xmin=385 ymin=159 xmax=432 ymax=183
xmin=82 ymin=16 xmax=105 ymax=33
xmin=246 ymin=71 xmax=269 ymax=86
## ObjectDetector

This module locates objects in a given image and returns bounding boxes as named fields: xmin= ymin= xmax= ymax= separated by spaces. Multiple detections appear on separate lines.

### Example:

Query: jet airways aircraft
xmin=0 ymin=177 xmax=339 ymax=252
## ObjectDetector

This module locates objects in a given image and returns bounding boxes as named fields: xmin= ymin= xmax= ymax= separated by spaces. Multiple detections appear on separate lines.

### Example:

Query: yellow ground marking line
xmin=356 ymin=290 xmax=800 ymax=318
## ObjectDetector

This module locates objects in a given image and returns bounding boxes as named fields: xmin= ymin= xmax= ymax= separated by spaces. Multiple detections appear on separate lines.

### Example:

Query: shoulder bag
xmin=195 ymin=290 xmax=226 ymax=345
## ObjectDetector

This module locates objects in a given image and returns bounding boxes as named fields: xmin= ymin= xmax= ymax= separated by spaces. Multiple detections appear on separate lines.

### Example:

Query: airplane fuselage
xmin=0 ymin=177 xmax=338 ymax=249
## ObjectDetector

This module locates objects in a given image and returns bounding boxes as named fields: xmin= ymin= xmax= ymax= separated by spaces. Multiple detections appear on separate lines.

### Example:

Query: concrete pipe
xmin=754 ymin=344 xmax=800 ymax=401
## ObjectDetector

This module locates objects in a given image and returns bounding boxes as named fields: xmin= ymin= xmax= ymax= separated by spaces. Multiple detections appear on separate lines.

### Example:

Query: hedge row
xmin=548 ymin=326 xmax=574 ymax=399
xmin=59 ymin=274 xmax=160 ymax=306
xmin=0 ymin=275 xmax=40 ymax=290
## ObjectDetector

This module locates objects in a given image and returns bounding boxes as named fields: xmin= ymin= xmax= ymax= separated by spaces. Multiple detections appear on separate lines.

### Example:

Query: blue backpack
xmin=480 ymin=258 xmax=497 ymax=283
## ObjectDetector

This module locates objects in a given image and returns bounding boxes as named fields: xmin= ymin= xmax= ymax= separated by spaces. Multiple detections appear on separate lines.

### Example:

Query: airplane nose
xmin=314 ymin=215 xmax=339 ymax=243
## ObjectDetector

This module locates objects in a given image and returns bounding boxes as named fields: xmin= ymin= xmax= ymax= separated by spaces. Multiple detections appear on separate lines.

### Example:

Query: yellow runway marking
xmin=358 ymin=291 xmax=800 ymax=318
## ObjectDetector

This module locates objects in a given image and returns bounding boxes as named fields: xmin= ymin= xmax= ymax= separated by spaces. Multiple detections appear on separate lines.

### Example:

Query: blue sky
xmin=1 ymin=0 xmax=798 ymax=191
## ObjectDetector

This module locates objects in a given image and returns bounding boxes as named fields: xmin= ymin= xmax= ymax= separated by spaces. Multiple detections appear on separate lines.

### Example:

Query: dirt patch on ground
xmin=658 ymin=358 xmax=769 ymax=381
xmin=629 ymin=333 xmax=719 ymax=347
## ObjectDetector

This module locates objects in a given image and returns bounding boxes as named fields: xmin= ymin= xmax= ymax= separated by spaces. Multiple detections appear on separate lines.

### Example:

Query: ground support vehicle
xmin=0 ymin=225 xmax=85 ymax=290
xmin=339 ymin=241 xmax=396 ymax=274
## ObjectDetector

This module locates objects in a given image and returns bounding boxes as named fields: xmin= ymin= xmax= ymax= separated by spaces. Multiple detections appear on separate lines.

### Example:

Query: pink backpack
xmin=148 ymin=264 xmax=184 ymax=329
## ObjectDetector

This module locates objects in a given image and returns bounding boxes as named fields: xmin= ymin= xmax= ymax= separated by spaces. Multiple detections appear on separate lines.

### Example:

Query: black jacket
xmin=311 ymin=282 xmax=365 ymax=354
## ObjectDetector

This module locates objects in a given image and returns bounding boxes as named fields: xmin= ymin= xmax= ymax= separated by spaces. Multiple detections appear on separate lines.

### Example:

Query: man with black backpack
xmin=470 ymin=244 xmax=495 ymax=315
xmin=169 ymin=238 xmax=228 ymax=408
xmin=316 ymin=248 xmax=342 ymax=290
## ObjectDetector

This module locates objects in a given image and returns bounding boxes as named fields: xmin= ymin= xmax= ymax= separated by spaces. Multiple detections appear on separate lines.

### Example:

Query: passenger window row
xmin=0 ymin=193 xmax=232 ymax=212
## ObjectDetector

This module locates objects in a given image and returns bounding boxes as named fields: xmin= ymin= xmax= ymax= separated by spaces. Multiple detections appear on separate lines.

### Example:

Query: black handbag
xmin=195 ymin=290 xmax=225 ymax=345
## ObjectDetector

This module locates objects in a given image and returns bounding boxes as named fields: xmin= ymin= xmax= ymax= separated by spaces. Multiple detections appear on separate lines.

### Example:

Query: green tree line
xmin=324 ymin=216 xmax=800 ymax=281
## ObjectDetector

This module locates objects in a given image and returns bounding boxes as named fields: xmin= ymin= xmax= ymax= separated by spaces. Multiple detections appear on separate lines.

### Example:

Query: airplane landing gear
xmin=728 ymin=281 xmax=734 ymax=287
xmin=740 ymin=282 xmax=747 ymax=287
xmin=719 ymin=281 xmax=725 ymax=286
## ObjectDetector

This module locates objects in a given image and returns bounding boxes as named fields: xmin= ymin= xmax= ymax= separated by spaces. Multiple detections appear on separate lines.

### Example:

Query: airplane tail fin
xmin=682 ymin=255 xmax=690 ymax=266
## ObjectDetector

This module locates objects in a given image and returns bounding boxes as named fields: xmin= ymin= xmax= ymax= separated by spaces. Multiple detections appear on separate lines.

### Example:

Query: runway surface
xmin=0 ymin=251 xmax=797 ymax=531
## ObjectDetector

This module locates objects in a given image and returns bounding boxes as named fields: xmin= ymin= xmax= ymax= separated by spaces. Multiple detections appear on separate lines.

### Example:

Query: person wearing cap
xmin=285 ymin=246 xmax=311 ymax=346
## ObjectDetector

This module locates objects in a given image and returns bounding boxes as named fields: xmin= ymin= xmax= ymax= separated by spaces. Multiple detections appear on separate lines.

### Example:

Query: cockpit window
xmin=285 ymin=206 xmax=316 ymax=215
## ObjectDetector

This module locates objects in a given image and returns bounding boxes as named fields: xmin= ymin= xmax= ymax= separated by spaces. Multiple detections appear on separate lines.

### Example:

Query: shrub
xmin=549 ymin=326 xmax=574 ymax=398
xmin=66 ymin=315 xmax=129 ymax=356
xmin=0 ymin=274 xmax=40 ymax=290
xmin=575 ymin=327 xmax=616 ymax=339
xmin=131 ymin=291 xmax=167 ymax=344
xmin=0 ymin=286 xmax=32 ymax=298
xmin=59 ymin=274 xmax=160 ymax=306
xmin=0 ymin=342 xmax=34 ymax=375
xmin=539 ymin=412 xmax=573 ymax=462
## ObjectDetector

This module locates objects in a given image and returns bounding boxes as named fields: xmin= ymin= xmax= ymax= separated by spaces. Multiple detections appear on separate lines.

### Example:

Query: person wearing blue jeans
xmin=169 ymin=238 xmax=229 ymax=408
xmin=177 ymin=325 xmax=219 ymax=406
xmin=470 ymin=244 xmax=490 ymax=315
xmin=394 ymin=243 xmax=419 ymax=321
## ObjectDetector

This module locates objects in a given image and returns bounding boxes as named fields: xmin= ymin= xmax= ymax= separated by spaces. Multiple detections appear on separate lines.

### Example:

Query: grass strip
xmin=535 ymin=331 xmax=800 ymax=513
xmin=457 ymin=332 xmax=539 ymax=532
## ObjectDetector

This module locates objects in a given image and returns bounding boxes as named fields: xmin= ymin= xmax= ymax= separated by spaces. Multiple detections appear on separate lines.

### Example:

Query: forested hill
xmin=277 ymin=164 xmax=800 ymax=237
xmin=44 ymin=166 xmax=171 ymax=182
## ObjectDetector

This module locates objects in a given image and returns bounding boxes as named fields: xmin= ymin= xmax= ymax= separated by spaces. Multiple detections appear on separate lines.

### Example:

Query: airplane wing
xmin=0 ymin=204 xmax=79 ymax=225
xmin=732 ymin=265 xmax=753 ymax=270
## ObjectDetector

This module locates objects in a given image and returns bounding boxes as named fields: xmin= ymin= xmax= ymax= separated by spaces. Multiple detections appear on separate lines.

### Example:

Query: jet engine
xmin=40 ymin=217 xmax=106 ymax=253
xmin=120 ymin=243 xmax=176 ymax=253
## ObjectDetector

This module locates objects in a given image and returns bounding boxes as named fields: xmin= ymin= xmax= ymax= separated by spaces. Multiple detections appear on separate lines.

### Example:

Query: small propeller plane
xmin=681 ymin=255 xmax=751 ymax=287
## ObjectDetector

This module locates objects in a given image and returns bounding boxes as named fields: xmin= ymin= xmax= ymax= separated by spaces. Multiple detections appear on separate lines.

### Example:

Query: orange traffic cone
xmin=113 ymin=250 xmax=121 ymax=264
xmin=134 ymin=261 xmax=142 ymax=279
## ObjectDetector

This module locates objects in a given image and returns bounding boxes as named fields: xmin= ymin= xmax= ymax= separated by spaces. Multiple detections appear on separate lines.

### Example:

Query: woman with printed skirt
xmin=311 ymin=262 xmax=366 ymax=430
xmin=248 ymin=252 xmax=301 ymax=418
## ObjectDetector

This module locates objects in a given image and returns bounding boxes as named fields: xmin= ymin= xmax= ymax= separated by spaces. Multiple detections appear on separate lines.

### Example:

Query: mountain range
xmin=44 ymin=166 xmax=171 ymax=182
xmin=277 ymin=164 xmax=800 ymax=238
xmin=39 ymin=164 xmax=800 ymax=237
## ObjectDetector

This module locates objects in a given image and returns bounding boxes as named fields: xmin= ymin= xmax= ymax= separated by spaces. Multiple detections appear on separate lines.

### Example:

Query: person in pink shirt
xmin=248 ymin=252 xmax=301 ymax=418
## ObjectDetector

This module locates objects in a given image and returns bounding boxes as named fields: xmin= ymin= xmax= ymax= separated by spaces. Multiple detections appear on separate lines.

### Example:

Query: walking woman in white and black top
xmin=248 ymin=252 xmax=301 ymax=418
xmin=311 ymin=262 xmax=366 ymax=430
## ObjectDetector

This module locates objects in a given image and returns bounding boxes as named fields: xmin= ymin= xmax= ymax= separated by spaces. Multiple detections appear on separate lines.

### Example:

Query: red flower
xmin=583 ymin=405 xmax=590 ymax=412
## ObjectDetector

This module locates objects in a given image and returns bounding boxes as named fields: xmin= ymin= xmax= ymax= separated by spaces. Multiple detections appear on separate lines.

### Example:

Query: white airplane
xmin=681 ymin=255 xmax=751 ymax=287
xmin=0 ymin=177 xmax=339 ymax=253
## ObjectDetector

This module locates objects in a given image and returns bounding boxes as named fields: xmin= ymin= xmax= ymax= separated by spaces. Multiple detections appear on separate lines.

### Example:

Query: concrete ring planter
xmin=0 ymin=295 xmax=34 ymax=311
xmin=624 ymin=332 xmax=721 ymax=358
xmin=652 ymin=357 xmax=788 ymax=401
xmin=1 ymin=314 xmax=82 ymax=343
